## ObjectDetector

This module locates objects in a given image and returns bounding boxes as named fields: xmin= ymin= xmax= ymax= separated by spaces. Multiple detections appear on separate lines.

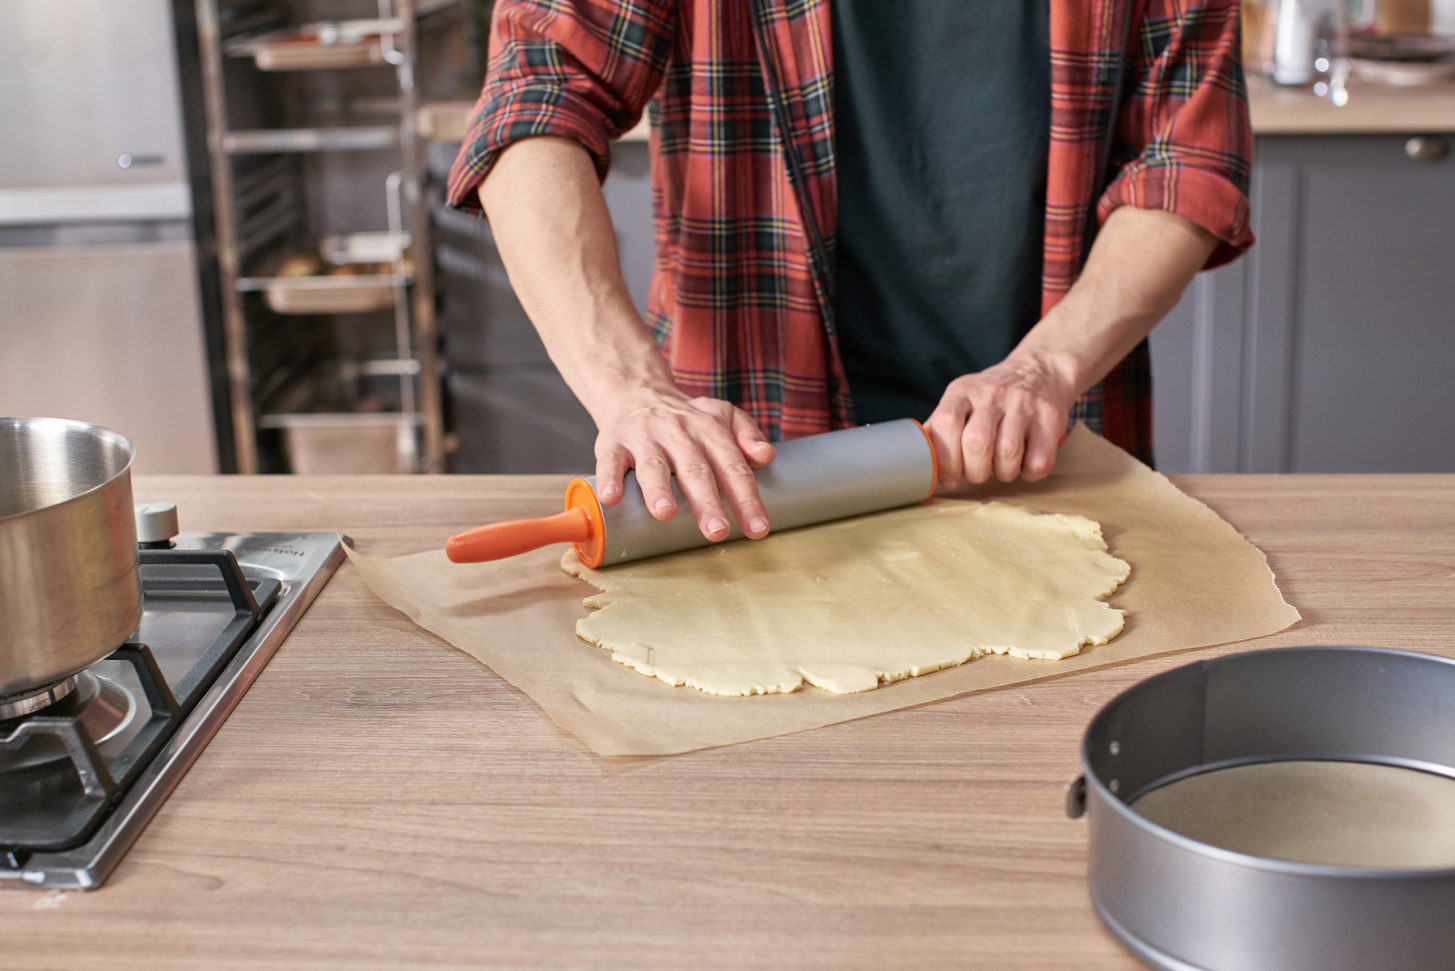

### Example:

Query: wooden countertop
xmin=420 ymin=76 xmax=1455 ymax=146
xmin=1248 ymin=74 xmax=1455 ymax=134
xmin=5 ymin=474 xmax=1454 ymax=969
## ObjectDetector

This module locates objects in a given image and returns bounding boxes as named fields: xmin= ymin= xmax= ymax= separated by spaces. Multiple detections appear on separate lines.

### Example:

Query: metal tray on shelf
xmin=320 ymin=231 xmax=411 ymax=266
xmin=221 ymin=127 xmax=399 ymax=154
xmin=257 ymin=274 xmax=399 ymax=315
xmin=259 ymin=412 xmax=422 ymax=474
xmin=225 ymin=20 xmax=398 ymax=72
xmin=254 ymin=42 xmax=386 ymax=72
xmin=241 ymin=231 xmax=414 ymax=315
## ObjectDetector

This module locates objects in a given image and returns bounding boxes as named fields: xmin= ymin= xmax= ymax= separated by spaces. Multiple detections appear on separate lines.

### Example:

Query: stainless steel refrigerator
xmin=0 ymin=0 xmax=219 ymax=473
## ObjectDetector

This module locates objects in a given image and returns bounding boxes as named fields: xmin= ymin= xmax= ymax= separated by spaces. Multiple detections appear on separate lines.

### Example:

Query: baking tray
xmin=251 ymin=232 xmax=412 ymax=314
xmin=262 ymin=412 xmax=420 ymax=474
xmin=227 ymin=20 xmax=394 ymax=72
xmin=254 ymin=41 xmax=385 ymax=72
xmin=263 ymin=275 xmax=396 ymax=314
xmin=1068 ymin=646 xmax=1455 ymax=971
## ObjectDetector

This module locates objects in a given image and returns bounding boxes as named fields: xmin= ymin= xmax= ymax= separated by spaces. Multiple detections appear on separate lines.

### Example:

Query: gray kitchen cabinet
xmin=1152 ymin=133 xmax=1455 ymax=473
xmin=434 ymin=201 xmax=597 ymax=473
xmin=436 ymin=141 xmax=652 ymax=474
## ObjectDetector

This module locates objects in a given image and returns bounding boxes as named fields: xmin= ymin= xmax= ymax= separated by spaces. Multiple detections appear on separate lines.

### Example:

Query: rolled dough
xmin=562 ymin=500 xmax=1130 ymax=696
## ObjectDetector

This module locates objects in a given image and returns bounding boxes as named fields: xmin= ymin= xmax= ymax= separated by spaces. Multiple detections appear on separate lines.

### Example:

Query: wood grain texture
xmin=2 ymin=474 xmax=1452 ymax=969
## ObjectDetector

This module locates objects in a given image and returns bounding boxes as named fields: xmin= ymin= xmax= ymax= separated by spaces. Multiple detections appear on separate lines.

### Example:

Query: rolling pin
xmin=446 ymin=418 xmax=939 ymax=568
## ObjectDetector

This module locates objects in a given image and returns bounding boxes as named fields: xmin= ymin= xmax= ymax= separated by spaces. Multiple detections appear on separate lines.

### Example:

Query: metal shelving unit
xmin=191 ymin=0 xmax=451 ymax=473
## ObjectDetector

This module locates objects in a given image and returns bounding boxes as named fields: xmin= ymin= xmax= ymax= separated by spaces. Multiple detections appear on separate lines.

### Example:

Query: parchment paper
xmin=346 ymin=424 xmax=1300 ymax=756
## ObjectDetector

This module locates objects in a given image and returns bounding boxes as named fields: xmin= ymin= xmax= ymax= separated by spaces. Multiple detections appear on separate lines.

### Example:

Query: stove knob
xmin=135 ymin=502 xmax=180 ymax=546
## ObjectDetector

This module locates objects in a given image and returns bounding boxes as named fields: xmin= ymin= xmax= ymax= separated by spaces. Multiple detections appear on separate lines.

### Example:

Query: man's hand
xmin=927 ymin=206 xmax=1220 ymax=488
xmin=593 ymin=390 xmax=775 ymax=541
xmin=925 ymin=351 xmax=1077 ymax=486
xmin=479 ymin=136 xmax=775 ymax=543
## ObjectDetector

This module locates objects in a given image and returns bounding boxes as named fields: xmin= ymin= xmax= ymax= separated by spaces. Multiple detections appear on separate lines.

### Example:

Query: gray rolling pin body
xmin=586 ymin=418 xmax=936 ymax=566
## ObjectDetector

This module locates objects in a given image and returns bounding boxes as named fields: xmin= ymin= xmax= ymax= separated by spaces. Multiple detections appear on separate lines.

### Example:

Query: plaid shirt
xmin=448 ymin=0 xmax=1253 ymax=462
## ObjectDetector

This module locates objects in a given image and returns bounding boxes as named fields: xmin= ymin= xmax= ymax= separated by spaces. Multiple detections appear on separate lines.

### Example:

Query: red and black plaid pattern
xmin=448 ymin=0 xmax=1253 ymax=463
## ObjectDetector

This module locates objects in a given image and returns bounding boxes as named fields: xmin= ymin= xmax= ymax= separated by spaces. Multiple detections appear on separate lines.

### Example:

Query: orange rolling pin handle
xmin=445 ymin=507 xmax=594 ymax=563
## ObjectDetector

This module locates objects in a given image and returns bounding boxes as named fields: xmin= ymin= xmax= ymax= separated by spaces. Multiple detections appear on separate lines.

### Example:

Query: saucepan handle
xmin=1065 ymin=775 xmax=1087 ymax=819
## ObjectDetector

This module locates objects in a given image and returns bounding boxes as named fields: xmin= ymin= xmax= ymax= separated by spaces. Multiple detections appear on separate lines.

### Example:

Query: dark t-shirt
xmin=833 ymin=0 xmax=1051 ymax=423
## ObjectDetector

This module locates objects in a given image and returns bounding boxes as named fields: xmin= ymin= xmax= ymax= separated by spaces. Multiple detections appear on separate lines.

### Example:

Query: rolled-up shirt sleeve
xmin=446 ymin=0 xmax=679 ymax=213
xmin=1098 ymin=0 xmax=1255 ymax=269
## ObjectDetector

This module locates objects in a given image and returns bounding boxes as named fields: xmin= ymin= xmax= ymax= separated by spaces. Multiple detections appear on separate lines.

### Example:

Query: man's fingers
xmin=1021 ymin=405 xmax=1064 ymax=481
xmin=925 ymin=394 xmax=971 ymax=489
xmin=714 ymin=409 xmax=772 ymax=538
xmin=703 ymin=438 xmax=769 ymax=539
xmin=632 ymin=446 xmax=679 ymax=521
xmin=660 ymin=440 xmax=732 ymax=541
xmin=730 ymin=409 xmax=776 ymax=467
xmin=960 ymin=398 xmax=1000 ymax=484
xmin=993 ymin=400 xmax=1031 ymax=483
xmin=657 ymin=406 xmax=766 ymax=541
xmin=594 ymin=443 xmax=630 ymax=505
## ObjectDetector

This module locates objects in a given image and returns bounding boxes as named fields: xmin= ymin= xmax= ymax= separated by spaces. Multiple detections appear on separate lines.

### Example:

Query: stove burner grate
xmin=0 ymin=672 xmax=136 ymax=775
xmin=0 ymin=549 xmax=281 ymax=853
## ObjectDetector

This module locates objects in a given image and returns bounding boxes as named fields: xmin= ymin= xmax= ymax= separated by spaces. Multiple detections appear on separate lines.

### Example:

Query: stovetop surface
xmin=0 ymin=530 xmax=346 ymax=890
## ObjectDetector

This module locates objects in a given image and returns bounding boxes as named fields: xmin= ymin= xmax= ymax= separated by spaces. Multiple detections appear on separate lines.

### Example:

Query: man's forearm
xmin=478 ymin=136 xmax=675 ymax=425
xmin=478 ymin=135 xmax=775 ymax=539
xmin=924 ymin=205 xmax=1220 ymax=485
xmin=1015 ymin=206 xmax=1219 ymax=396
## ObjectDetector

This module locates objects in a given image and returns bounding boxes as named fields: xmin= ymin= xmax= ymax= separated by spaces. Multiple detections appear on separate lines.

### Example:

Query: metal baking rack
xmin=190 ymin=0 xmax=460 ymax=473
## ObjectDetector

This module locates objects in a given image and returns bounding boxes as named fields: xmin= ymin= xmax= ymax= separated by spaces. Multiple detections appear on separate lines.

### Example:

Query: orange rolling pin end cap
xmin=445 ymin=478 xmax=607 ymax=566
xmin=908 ymin=418 xmax=940 ymax=499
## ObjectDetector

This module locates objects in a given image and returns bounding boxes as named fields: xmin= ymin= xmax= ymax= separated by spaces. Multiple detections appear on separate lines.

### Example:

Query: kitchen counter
xmin=419 ymin=77 xmax=1455 ymax=144
xmin=4 ymin=473 xmax=1453 ymax=969
xmin=1248 ymin=74 xmax=1455 ymax=133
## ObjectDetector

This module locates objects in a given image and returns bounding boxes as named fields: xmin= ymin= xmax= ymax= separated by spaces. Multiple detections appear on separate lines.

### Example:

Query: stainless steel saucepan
xmin=0 ymin=418 xmax=142 ymax=706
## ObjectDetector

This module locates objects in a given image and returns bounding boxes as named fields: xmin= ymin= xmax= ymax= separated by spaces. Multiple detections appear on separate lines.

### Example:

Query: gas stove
xmin=0 ymin=505 xmax=345 ymax=889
